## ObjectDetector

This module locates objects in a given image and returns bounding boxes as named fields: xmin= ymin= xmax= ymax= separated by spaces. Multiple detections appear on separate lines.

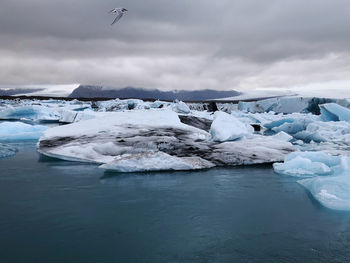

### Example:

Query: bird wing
xmin=111 ymin=12 xmax=124 ymax=25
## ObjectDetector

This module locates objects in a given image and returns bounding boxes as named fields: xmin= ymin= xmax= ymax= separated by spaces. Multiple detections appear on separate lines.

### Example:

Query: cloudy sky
xmin=1 ymin=0 xmax=350 ymax=92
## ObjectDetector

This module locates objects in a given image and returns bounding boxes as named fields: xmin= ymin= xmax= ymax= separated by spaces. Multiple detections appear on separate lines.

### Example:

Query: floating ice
xmin=172 ymin=100 xmax=191 ymax=114
xmin=238 ymin=97 xmax=334 ymax=114
xmin=273 ymin=151 xmax=341 ymax=177
xmin=264 ymin=114 xmax=316 ymax=135
xmin=59 ymin=109 xmax=97 ymax=123
xmin=320 ymin=103 xmax=350 ymax=122
xmin=0 ymin=105 xmax=60 ymax=122
xmin=274 ymin=156 xmax=332 ymax=177
xmin=0 ymin=122 xmax=48 ymax=141
xmin=294 ymin=121 xmax=350 ymax=143
xmin=0 ymin=143 xmax=17 ymax=159
xmin=100 ymin=151 xmax=215 ymax=172
xmin=273 ymin=151 xmax=350 ymax=210
xmin=298 ymin=157 xmax=350 ymax=211
xmin=210 ymin=111 xmax=254 ymax=142
xmin=38 ymin=110 xmax=294 ymax=169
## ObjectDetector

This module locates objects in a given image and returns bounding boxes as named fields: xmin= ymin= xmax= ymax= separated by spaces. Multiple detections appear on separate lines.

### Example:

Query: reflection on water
xmin=1 ymin=143 xmax=350 ymax=263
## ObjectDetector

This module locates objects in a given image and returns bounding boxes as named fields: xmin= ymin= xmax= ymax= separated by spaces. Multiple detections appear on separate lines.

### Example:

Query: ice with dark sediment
xmin=38 ymin=110 xmax=294 ymax=171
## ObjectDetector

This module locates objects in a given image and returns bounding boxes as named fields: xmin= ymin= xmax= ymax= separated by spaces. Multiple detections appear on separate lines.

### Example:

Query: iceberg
xmin=294 ymin=121 xmax=350 ymax=143
xmin=264 ymin=114 xmax=317 ymax=135
xmin=273 ymin=151 xmax=341 ymax=177
xmin=38 ymin=110 xmax=294 ymax=170
xmin=100 ymin=151 xmax=215 ymax=172
xmin=0 ymin=105 xmax=60 ymax=122
xmin=172 ymin=100 xmax=191 ymax=114
xmin=210 ymin=111 xmax=254 ymax=142
xmin=238 ymin=97 xmax=335 ymax=114
xmin=0 ymin=122 xmax=48 ymax=141
xmin=320 ymin=103 xmax=350 ymax=122
xmin=298 ymin=157 xmax=350 ymax=211
xmin=59 ymin=109 xmax=97 ymax=123
xmin=274 ymin=156 xmax=332 ymax=177
xmin=273 ymin=151 xmax=350 ymax=211
xmin=211 ymin=136 xmax=295 ymax=165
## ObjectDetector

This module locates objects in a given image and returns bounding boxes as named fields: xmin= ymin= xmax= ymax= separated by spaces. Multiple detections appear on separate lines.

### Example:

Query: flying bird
xmin=109 ymin=7 xmax=128 ymax=25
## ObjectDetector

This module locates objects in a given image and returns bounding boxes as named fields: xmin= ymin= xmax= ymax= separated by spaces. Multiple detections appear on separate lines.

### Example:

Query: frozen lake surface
xmin=1 ymin=143 xmax=350 ymax=263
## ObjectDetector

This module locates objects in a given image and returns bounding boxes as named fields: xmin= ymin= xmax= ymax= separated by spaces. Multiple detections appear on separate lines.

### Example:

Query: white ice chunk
xmin=271 ymin=131 xmax=293 ymax=142
xmin=59 ymin=109 xmax=97 ymax=123
xmin=210 ymin=111 xmax=254 ymax=142
xmin=284 ymin=151 xmax=341 ymax=167
xmin=172 ymin=100 xmax=191 ymax=114
xmin=100 ymin=151 xmax=215 ymax=172
xmin=273 ymin=156 xmax=332 ymax=177
xmin=0 ymin=122 xmax=48 ymax=141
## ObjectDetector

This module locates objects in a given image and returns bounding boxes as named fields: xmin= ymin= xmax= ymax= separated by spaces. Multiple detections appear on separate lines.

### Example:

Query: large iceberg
xmin=210 ymin=111 xmax=254 ymax=142
xmin=38 ymin=110 xmax=294 ymax=171
xmin=0 ymin=122 xmax=48 ymax=140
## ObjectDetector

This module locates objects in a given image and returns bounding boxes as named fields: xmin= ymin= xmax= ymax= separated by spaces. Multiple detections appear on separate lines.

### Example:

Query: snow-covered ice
xmin=38 ymin=109 xmax=294 ymax=170
xmin=210 ymin=111 xmax=254 ymax=142
xmin=172 ymin=100 xmax=191 ymax=114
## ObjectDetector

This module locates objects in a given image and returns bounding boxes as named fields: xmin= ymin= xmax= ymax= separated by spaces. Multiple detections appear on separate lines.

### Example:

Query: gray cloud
xmin=1 ymin=0 xmax=350 ymax=91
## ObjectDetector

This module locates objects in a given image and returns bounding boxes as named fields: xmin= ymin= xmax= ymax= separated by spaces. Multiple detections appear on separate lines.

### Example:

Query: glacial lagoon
xmin=1 ymin=142 xmax=350 ymax=263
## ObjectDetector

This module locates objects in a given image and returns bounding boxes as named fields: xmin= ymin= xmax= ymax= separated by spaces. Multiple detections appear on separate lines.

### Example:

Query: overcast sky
xmin=1 ymin=0 xmax=350 ymax=91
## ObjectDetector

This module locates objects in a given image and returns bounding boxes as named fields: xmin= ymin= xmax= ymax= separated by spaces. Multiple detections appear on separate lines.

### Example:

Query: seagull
xmin=109 ymin=7 xmax=128 ymax=25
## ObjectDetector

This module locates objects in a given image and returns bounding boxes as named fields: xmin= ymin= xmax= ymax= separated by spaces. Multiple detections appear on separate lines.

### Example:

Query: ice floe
xmin=0 ymin=122 xmax=48 ymax=140
xmin=274 ymin=151 xmax=350 ymax=211
xmin=0 ymin=105 xmax=60 ymax=122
